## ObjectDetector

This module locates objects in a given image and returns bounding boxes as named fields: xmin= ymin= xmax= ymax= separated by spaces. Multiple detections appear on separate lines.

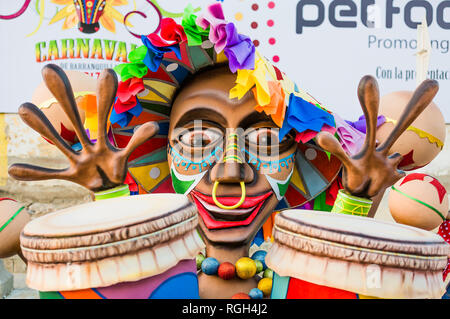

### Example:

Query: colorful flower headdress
xmin=111 ymin=2 xmax=338 ymax=139
xmin=110 ymin=2 xmax=362 ymax=205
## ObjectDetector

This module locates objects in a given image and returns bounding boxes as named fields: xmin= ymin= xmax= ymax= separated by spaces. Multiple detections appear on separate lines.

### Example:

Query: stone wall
xmin=0 ymin=113 xmax=92 ymax=294
xmin=0 ymin=113 xmax=449 ymax=296
xmin=0 ymin=114 xmax=92 ymax=215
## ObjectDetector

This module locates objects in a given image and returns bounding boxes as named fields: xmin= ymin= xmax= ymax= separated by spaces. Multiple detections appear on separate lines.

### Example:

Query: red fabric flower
xmin=60 ymin=123 xmax=77 ymax=144
xmin=42 ymin=123 xmax=77 ymax=145
xmin=148 ymin=18 xmax=187 ymax=47
xmin=115 ymin=78 xmax=145 ymax=114
xmin=115 ymin=95 xmax=139 ymax=114
xmin=117 ymin=78 xmax=144 ymax=103
xmin=124 ymin=172 xmax=138 ymax=193
xmin=294 ymin=124 xmax=336 ymax=144
xmin=326 ymin=177 xmax=343 ymax=206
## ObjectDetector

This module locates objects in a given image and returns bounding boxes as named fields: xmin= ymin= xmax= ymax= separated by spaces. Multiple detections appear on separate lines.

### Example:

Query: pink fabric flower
xmin=196 ymin=3 xmax=227 ymax=53
xmin=333 ymin=114 xmax=366 ymax=156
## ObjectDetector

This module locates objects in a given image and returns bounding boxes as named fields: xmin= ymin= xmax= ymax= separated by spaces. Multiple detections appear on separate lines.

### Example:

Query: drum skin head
xmin=20 ymin=194 xmax=205 ymax=292
xmin=266 ymin=209 xmax=450 ymax=299
xmin=22 ymin=193 xmax=193 ymax=238
xmin=279 ymin=209 xmax=446 ymax=247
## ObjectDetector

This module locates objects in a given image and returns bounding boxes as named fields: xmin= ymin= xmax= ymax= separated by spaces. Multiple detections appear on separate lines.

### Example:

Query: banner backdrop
xmin=1 ymin=0 xmax=449 ymax=122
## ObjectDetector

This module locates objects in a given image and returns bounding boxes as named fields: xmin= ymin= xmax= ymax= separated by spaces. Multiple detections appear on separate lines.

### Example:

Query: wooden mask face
xmin=168 ymin=66 xmax=297 ymax=246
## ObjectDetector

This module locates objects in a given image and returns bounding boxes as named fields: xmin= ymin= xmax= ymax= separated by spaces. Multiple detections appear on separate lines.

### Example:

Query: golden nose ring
xmin=211 ymin=132 xmax=246 ymax=209
xmin=212 ymin=181 xmax=246 ymax=210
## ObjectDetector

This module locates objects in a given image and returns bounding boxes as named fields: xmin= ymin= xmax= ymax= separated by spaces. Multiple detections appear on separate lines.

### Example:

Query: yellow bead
xmin=258 ymin=278 xmax=273 ymax=296
xmin=235 ymin=257 xmax=257 ymax=279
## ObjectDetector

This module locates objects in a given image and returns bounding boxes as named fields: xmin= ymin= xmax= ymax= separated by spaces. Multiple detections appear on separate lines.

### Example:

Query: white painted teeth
xmin=196 ymin=197 xmax=255 ymax=214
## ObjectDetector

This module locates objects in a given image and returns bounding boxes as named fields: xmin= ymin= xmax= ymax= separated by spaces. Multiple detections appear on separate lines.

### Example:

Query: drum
xmin=20 ymin=194 xmax=205 ymax=299
xmin=0 ymin=198 xmax=30 ymax=258
xmin=266 ymin=210 xmax=450 ymax=299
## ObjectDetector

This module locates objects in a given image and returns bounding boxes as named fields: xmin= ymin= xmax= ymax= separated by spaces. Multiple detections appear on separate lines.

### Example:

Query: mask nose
xmin=210 ymin=132 xmax=254 ymax=184
xmin=209 ymin=132 xmax=254 ymax=210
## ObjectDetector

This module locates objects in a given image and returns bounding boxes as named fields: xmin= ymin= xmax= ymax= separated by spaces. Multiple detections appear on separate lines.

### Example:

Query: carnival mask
xmin=168 ymin=66 xmax=297 ymax=246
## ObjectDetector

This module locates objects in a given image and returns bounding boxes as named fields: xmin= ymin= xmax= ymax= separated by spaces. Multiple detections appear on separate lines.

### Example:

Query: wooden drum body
xmin=266 ymin=210 xmax=450 ymax=299
xmin=20 ymin=194 xmax=205 ymax=299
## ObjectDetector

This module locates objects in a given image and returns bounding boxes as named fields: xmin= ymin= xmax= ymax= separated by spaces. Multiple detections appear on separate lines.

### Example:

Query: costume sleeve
xmin=94 ymin=184 xmax=131 ymax=201
xmin=93 ymin=172 xmax=139 ymax=200
xmin=329 ymin=190 xmax=373 ymax=217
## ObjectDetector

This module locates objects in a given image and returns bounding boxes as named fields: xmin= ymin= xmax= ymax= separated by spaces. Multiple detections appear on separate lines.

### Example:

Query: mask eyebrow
xmin=238 ymin=111 xmax=275 ymax=129
xmin=174 ymin=108 xmax=227 ymax=128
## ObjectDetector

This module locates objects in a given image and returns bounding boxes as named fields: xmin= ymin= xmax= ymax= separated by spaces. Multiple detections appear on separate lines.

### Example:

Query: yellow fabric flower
xmin=229 ymin=52 xmax=271 ymax=106
xmin=254 ymin=81 xmax=286 ymax=127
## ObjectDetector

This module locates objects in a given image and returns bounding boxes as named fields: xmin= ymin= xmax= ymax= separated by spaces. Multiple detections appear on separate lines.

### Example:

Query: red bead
xmin=218 ymin=262 xmax=236 ymax=280
xmin=232 ymin=293 xmax=251 ymax=299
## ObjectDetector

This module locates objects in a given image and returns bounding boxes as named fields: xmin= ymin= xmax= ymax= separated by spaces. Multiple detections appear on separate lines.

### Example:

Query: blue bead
xmin=251 ymin=250 xmax=267 ymax=270
xmin=249 ymin=288 xmax=264 ymax=299
xmin=201 ymin=257 xmax=220 ymax=275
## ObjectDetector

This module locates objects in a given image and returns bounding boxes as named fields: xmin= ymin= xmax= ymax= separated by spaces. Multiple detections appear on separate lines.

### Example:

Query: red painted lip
xmin=190 ymin=191 xmax=272 ymax=230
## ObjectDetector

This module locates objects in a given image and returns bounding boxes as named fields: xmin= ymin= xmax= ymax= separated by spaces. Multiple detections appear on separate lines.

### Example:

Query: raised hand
xmin=8 ymin=64 xmax=158 ymax=192
xmin=316 ymin=75 xmax=439 ymax=199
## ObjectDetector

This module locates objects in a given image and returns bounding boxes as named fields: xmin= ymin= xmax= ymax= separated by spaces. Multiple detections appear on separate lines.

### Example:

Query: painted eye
xmin=246 ymin=128 xmax=281 ymax=147
xmin=179 ymin=129 xmax=222 ymax=148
